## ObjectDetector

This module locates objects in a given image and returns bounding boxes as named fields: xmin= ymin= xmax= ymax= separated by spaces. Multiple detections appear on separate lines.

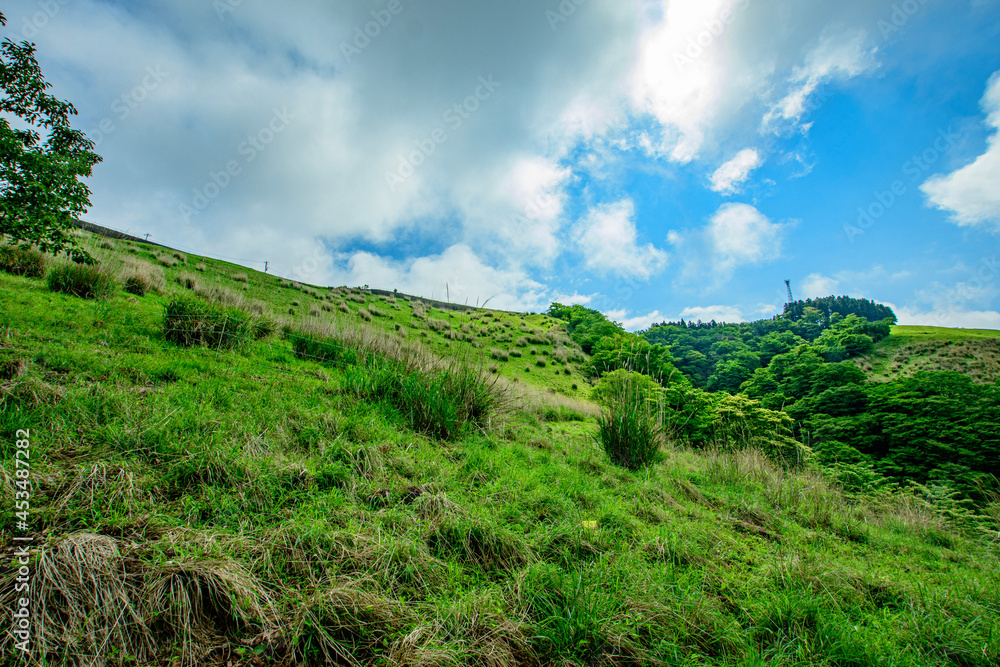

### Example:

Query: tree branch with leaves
xmin=0 ymin=11 xmax=101 ymax=262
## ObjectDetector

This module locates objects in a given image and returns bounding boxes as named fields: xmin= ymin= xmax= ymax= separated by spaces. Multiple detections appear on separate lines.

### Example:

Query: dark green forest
xmin=548 ymin=297 xmax=999 ymax=502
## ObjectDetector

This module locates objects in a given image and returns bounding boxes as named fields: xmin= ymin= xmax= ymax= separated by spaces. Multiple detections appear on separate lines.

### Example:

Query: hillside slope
xmin=855 ymin=325 xmax=1000 ymax=384
xmin=1 ymin=233 xmax=998 ymax=667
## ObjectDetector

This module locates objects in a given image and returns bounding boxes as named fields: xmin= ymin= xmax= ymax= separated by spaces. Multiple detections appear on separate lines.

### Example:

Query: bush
xmin=0 ymin=245 xmax=47 ymax=277
xmin=46 ymin=262 xmax=118 ymax=299
xmin=163 ymin=298 xmax=261 ymax=349
xmin=232 ymin=272 xmax=248 ymax=283
xmin=595 ymin=371 xmax=664 ymax=470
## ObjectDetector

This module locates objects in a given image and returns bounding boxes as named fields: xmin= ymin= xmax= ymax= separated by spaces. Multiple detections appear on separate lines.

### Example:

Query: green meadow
xmin=0 ymin=232 xmax=998 ymax=666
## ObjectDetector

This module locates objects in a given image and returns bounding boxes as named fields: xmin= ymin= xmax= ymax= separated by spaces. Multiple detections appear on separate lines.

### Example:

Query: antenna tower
xmin=785 ymin=280 xmax=794 ymax=304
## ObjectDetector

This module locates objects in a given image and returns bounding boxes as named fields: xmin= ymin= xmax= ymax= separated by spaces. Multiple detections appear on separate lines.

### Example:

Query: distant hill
xmin=855 ymin=325 xmax=1000 ymax=384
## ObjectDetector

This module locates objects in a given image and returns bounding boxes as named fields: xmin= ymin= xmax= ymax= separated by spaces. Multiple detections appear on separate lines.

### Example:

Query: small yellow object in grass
xmin=581 ymin=520 xmax=598 ymax=530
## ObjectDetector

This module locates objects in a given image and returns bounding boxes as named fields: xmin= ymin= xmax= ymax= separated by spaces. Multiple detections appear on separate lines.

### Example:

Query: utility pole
xmin=264 ymin=261 xmax=269 ymax=274
xmin=144 ymin=233 xmax=150 ymax=241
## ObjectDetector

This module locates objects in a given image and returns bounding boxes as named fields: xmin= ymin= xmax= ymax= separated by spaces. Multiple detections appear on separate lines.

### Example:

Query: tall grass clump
xmin=0 ymin=244 xmax=47 ymax=277
xmin=119 ymin=257 xmax=165 ymax=296
xmin=594 ymin=370 xmax=664 ymax=470
xmin=163 ymin=298 xmax=270 ymax=349
xmin=290 ymin=331 xmax=358 ymax=366
xmin=46 ymin=262 xmax=119 ymax=299
xmin=345 ymin=359 xmax=503 ymax=440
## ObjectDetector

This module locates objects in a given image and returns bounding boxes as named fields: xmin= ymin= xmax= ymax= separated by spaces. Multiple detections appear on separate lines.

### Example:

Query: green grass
xmin=892 ymin=325 xmax=1000 ymax=339
xmin=856 ymin=326 xmax=1000 ymax=383
xmin=0 ymin=231 xmax=998 ymax=666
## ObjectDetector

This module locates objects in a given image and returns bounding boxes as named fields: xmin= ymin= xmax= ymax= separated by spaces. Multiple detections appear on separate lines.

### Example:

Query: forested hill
xmin=640 ymin=295 xmax=896 ymax=391
xmin=781 ymin=295 xmax=897 ymax=323
xmin=550 ymin=298 xmax=999 ymax=501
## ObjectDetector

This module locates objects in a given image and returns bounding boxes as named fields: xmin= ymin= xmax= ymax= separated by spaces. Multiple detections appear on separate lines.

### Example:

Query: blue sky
xmin=4 ymin=0 xmax=1000 ymax=328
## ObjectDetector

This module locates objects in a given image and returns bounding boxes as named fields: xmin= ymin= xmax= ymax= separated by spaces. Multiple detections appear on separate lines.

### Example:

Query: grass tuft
xmin=0 ymin=244 xmax=47 ymax=277
xmin=46 ymin=261 xmax=119 ymax=299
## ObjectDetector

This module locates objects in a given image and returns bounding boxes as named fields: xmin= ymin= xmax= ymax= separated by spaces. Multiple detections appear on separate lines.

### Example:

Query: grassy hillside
xmin=1 ymin=233 xmax=999 ymax=666
xmin=855 ymin=325 xmax=1000 ymax=384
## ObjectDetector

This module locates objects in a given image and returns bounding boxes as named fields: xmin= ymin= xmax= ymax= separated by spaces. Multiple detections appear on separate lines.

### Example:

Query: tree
xmin=0 ymin=12 xmax=101 ymax=262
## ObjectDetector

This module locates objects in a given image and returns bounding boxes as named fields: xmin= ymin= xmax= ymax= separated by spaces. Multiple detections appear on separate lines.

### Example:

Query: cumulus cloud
xmin=326 ymin=244 xmax=545 ymax=312
xmin=631 ymin=1 xmax=893 ymax=162
xmin=921 ymin=70 xmax=1000 ymax=231
xmin=709 ymin=148 xmax=763 ymax=194
xmin=708 ymin=203 xmax=787 ymax=269
xmin=679 ymin=305 xmax=746 ymax=323
xmin=894 ymin=305 xmax=1000 ymax=330
xmin=2 ymin=0 xmax=919 ymax=309
xmin=573 ymin=199 xmax=669 ymax=279
xmin=800 ymin=273 xmax=841 ymax=299
xmin=553 ymin=292 xmax=597 ymax=306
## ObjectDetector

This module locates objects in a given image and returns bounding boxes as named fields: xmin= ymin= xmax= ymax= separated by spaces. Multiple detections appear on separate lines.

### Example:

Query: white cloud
xmin=800 ymin=273 xmax=841 ymax=299
xmin=553 ymin=292 xmax=597 ymax=306
xmin=573 ymin=199 xmax=669 ymax=279
xmin=709 ymin=148 xmax=763 ymax=194
xmin=621 ymin=310 xmax=666 ymax=331
xmin=921 ymin=70 xmax=1000 ymax=231
xmin=599 ymin=308 xmax=667 ymax=332
xmin=326 ymin=244 xmax=545 ymax=312
xmin=631 ymin=2 xmax=892 ymax=162
xmin=893 ymin=306 xmax=1000 ymax=330
xmin=679 ymin=305 xmax=746 ymax=323
xmin=763 ymin=29 xmax=877 ymax=131
xmin=708 ymin=203 xmax=787 ymax=267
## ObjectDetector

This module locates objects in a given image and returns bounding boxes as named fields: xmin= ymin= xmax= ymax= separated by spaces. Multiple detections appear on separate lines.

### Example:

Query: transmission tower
xmin=785 ymin=280 xmax=794 ymax=304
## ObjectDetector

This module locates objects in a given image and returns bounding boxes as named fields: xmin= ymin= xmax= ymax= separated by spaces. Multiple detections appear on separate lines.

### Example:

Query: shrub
xmin=194 ymin=262 xmax=207 ymax=272
xmin=536 ymin=359 xmax=547 ymax=368
xmin=0 ymin=245 xmax=47 ymax=277
xmin=358 ymin=308 xmax=373 ymax=322
xmin=232 ymin=272 xmax=248 ymax=283
xmin=46 ymin=262 xmax=118 ymax=299
xmin=163 ymin=298 xmax=262 ymax=349
xmin=427 ymin=318 xmax=450 ymax=332
xmin=595 ymin=370 xmax=664 ymax=470
xmin=490 ymin=348 xmax=509 ymax=361
xmin=172 ymin=251 xmax=186 ymax=263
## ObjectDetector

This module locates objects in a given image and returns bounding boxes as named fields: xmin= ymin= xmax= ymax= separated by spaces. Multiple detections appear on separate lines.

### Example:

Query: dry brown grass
xmin=145 ymin=556 xmax=277 ymax=666
xmin=0 ymin=532 xmax=155 ymax=665
xmin=291 ymin=579 xmax=409 ymax=665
